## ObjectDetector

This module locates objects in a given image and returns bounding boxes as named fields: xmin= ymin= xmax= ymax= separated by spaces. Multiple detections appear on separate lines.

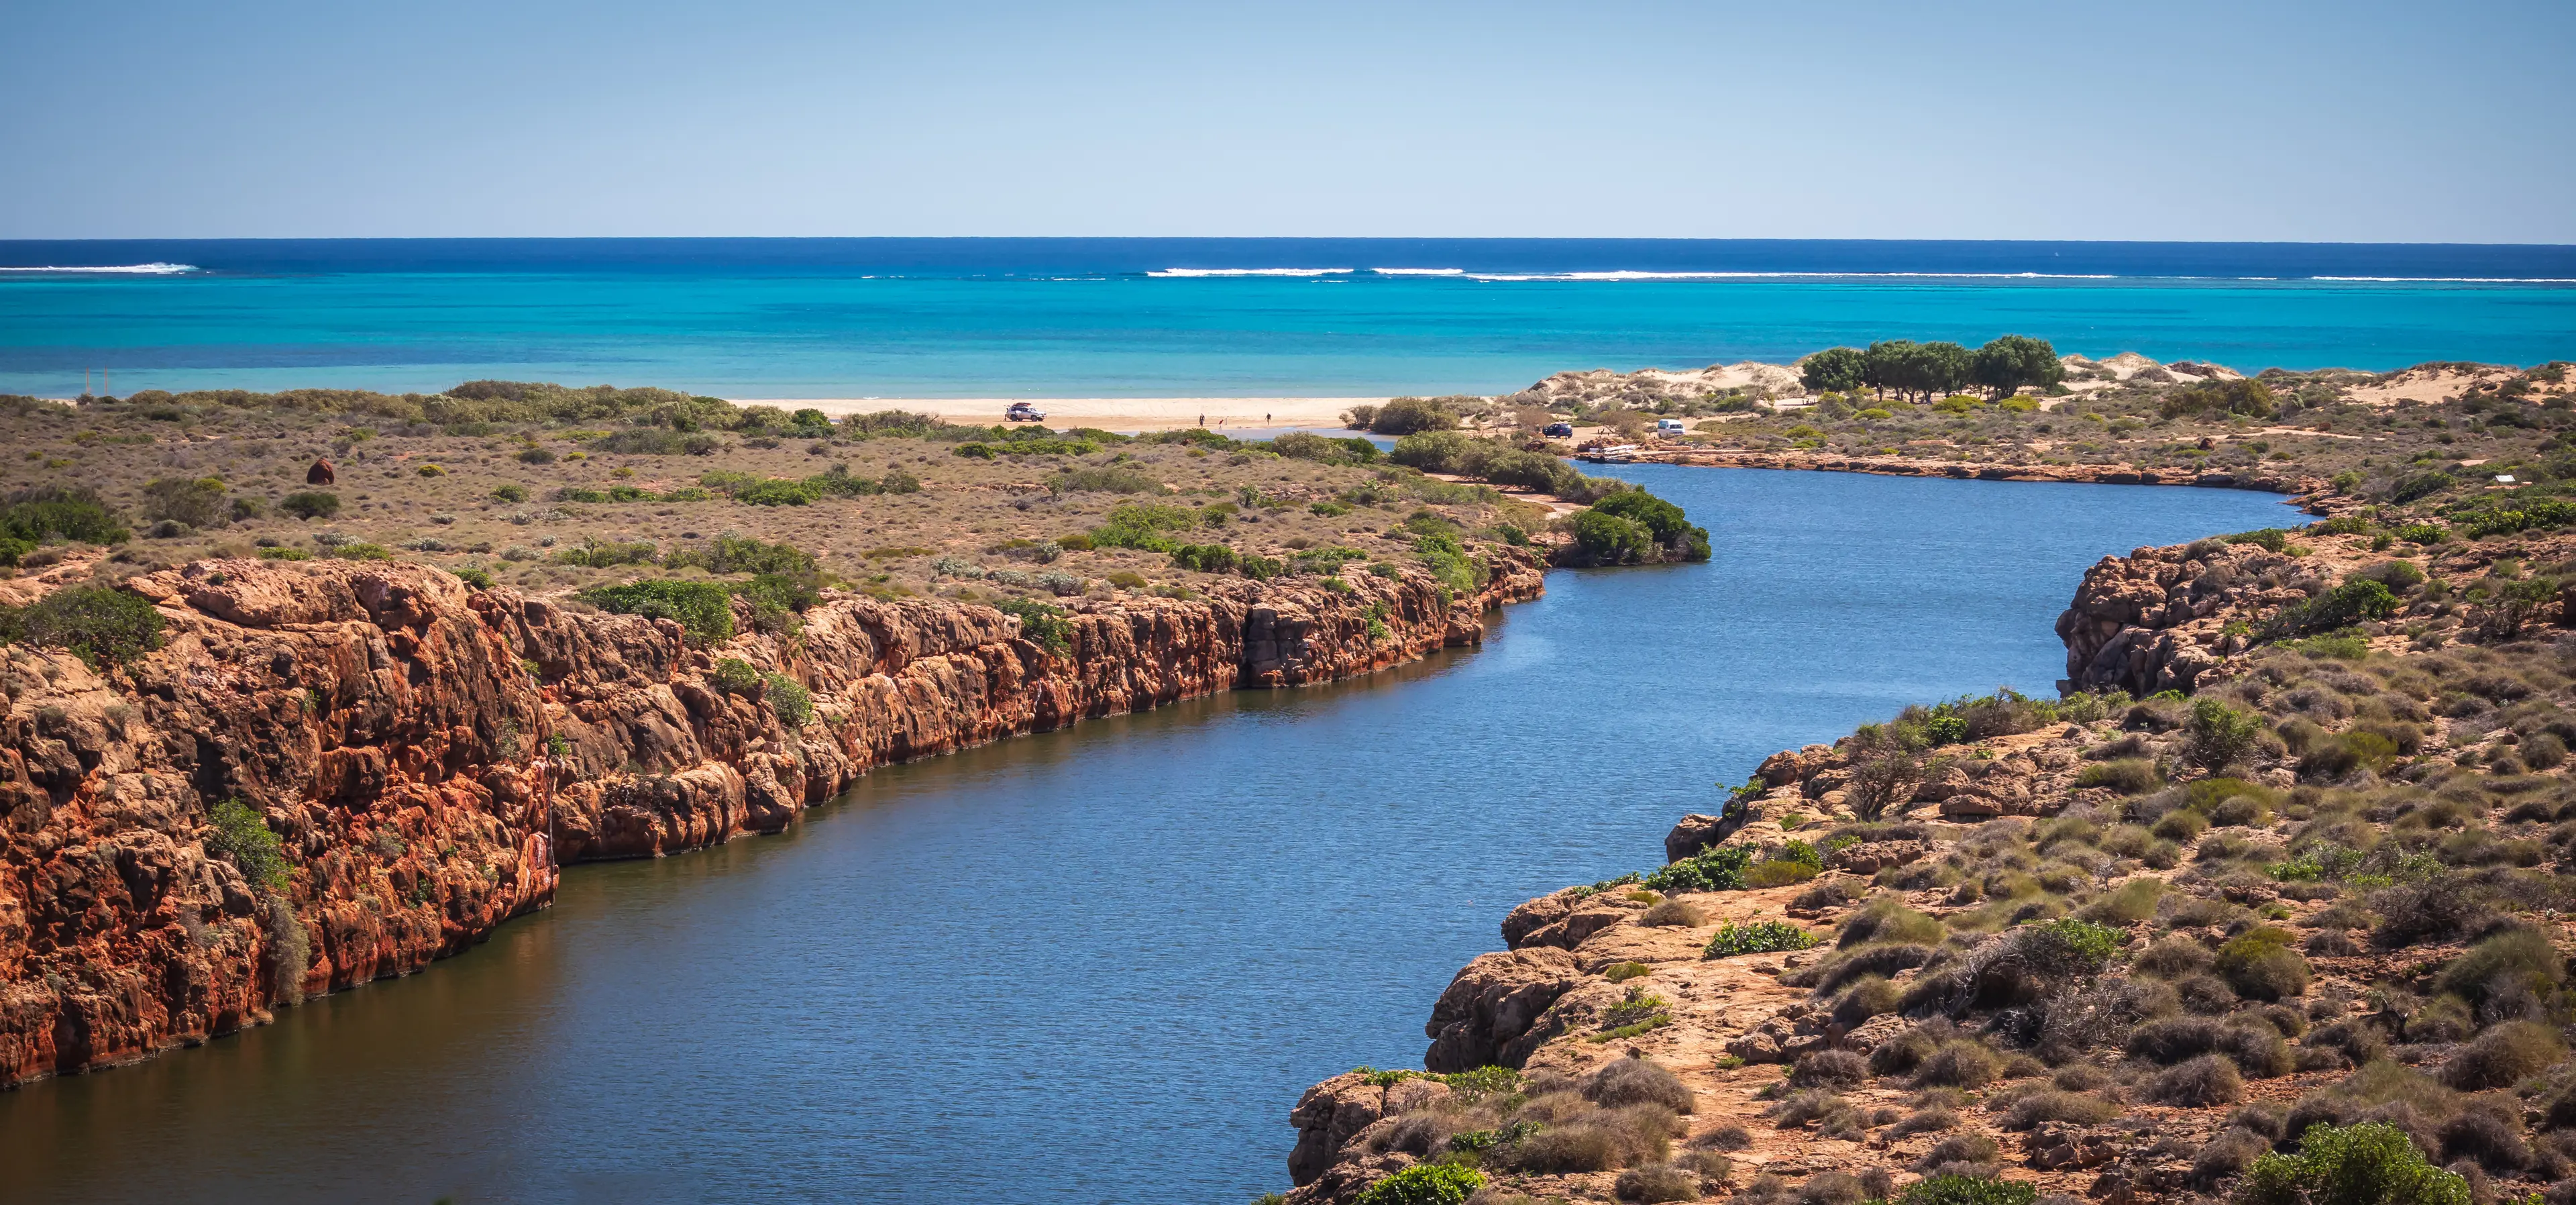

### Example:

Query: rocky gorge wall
xmin=0 ymin=549 xmax=1544 ymax=1088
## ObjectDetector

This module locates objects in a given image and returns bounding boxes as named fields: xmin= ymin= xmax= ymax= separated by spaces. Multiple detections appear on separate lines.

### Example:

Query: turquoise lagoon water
xmin=0 ymin=466 xmax=2293 ymax=1204
xmin=1 ymin=238 xmax=2572 ymax=398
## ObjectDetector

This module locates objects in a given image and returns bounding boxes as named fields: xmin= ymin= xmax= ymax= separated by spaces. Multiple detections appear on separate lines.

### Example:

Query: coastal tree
xmin=1800 ymin=347 xmax=1868 ymax=394
xmin=1970 ymin=335 xmax=2063 ymax=399
xmin=1860 ymin=339 xmax=1919 ymax=401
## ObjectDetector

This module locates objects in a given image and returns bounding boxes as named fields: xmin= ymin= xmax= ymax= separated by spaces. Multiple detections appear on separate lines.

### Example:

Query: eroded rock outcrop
xmin=1 ymin=548 xmax=1544 ymax=1087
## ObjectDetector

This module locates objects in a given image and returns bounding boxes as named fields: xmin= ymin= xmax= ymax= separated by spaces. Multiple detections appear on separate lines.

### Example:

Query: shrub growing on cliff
xmin=2235 ymin=1120 xmax=2469 ymax=1205
xmin=995 ymin=596 xmax=1073 ymax=653
xmin=0 ymin=586 xmax=166 ymax=668
xmin=207 ymin=798 xmax=291 ymax=892
xmin=763 ymin=672 xmax=812 ymax=729
xmin=578 ymin=580 xmax=736 ymax=645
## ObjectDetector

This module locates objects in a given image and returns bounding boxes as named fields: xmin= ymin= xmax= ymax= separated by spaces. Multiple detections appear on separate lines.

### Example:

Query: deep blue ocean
xmin=3 ymin=238 xmax=2572 ymax=399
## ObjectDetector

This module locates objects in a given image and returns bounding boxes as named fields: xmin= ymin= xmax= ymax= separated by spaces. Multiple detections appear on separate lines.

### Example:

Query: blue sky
xmin=6 ymin=0 xmax=2571 ymax=241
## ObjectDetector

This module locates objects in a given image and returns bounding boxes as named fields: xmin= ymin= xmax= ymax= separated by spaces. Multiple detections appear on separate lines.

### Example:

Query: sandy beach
xmin=731 ymin=397 xmax=1385 ymax=432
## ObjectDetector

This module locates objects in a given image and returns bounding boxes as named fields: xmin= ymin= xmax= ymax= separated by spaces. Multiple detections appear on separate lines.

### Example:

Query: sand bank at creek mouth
xmin=731 ymin=397 xmax=1383 ymax=431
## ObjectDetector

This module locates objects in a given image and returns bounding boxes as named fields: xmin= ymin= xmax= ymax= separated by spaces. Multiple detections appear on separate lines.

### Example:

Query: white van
xmin=1655 ymin=418 xmax=1688 ymax=438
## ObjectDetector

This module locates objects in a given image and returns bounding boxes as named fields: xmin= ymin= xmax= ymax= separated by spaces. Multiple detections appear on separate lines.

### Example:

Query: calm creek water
xmin=2 ymin=467 xmax=2291 ymax=1204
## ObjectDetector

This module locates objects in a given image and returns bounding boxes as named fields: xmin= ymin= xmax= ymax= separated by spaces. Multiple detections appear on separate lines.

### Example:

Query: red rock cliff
xmin=0 ymin=549 xmax=1543 ymax=1088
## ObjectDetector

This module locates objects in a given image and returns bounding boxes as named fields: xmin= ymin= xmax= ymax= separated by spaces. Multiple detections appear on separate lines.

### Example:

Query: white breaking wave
xmin=1464 ymin=269 xmax=2124 ymax=282
xmin=1148 ymin=267 xmax=1354 ymax=277
xmin=0 ymin=262 xmax=197 ymax=274
xmin=2312 ymin=276 xmax=2576 ymax=284
xmin=1368 ymin=267 xmax=1464 ymax=276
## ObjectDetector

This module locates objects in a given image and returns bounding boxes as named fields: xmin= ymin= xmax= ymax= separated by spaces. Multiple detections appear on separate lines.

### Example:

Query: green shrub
xmin=1592 ymin=490 xmax=1711 ymax=560
xmin=453 ymin=566 xmax=494 ymax=590
xmin=579 ymin=580 xmax=737 ymax=645
xmin=2074 ymin=758 xmax=2160 ymax=794
xmin=763 ymin=672 xmax=812 ymax=729
xmin=1367 ymin=397 xmax=1459 ymax=435
xmin=731 ymin=477 xmax=821 ymax=506
xmin=2082 ymin=878 xmax=2165 ymax=924
xmin=708 ymin=657 xmax=762 ymax=695
xmin=1350 ymin=1163 xmax=1482 ymax=1205
xmin=665 ymin=534 xmax=818 ymax=577
xmin=206 ymin=799 xmax=291 ymax=892
xmin=1744 ymin=858 xmax=1821 ymax=887
xmin=2434 ymin=927 xmax=2563 ymax=1013
xmin=2186 ymin=697 xmax=2265 ymax=769
xmin=1171 ymin=543 xmax=1240 ymax=574
xmin=0 ymin=586 xmax=165 ymax=668
xmin=140 ymin=476 xmax=229 ymax=528
xmin=280 ymin=490 xmax=341 ymax=519
xmin=2032 ymin=917 xmax=2127 ymax=972
xmin=1705 ymin=919 xmax=1821 ymax=957
xmin=1567 ymin=508 xmax=1654 ymax=564
xmin=2236 ymin=1121 xmax=2469 ymax=1205
xmin=995 ymin=596 xmax=1073 ymax=653
xmin=2265 ymin=580 xmax=2399 ymax=639
xmin=1643 ymin=843 xmax=1753 ymax=893
xmin=1900 ymin=1175 xmax=2037 ymax=1205
xmin=2216 ymin=928 xmax=2310 ymax=1000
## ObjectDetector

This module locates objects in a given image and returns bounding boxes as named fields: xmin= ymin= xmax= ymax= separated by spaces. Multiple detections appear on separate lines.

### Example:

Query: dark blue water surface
xmin=3 ymin=238 xmax=2572 ymax=397
xmin=4 ymin=468 xmax=2291 ymax=1204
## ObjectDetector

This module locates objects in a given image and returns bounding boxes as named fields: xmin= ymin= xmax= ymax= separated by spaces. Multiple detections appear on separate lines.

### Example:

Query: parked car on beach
xmin=1655 ymin=418 xmax=1687 ymax=438
xmin=1005 ymin=402 xmax=1046 ymax=422
xmin=1543 ymin=422 xmax=1573 ymax=438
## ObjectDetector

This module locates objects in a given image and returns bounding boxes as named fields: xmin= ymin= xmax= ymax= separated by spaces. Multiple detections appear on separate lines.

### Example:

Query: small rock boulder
xmin=307 ymin=457 xmax=335 ymax=485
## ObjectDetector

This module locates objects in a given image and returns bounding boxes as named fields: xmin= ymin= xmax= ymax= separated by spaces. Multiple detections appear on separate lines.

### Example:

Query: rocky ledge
xmin=0 ymin=549 xmax=1543 ymax=1088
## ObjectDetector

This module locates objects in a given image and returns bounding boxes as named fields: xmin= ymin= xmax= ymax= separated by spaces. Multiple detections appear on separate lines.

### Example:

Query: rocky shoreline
xmin=1278 ymin=524 xmax=2576 ymax=1205
xmin=0 ymin=548 xmax=1543 ymax=1088
xmin=1609 ymin=448 xmax=2327 ymax=501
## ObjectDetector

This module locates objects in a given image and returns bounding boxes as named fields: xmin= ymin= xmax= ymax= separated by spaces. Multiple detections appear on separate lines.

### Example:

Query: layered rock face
xmin=2055 ymin=539 xmax=2344 ymax=696
xmin=1 ymin=549 xmax=1542 ymax=1088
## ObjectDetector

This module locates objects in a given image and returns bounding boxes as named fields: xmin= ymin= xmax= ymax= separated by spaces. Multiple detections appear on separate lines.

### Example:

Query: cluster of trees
xmin=1799 ymin=335 xmax=2063 ymax=403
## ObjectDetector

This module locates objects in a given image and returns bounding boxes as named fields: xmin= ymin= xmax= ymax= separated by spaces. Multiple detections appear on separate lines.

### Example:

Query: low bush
xmin=1898 ymin=1173 xmax=2034 ymax=1205
xmin=205 ymin=798 xmax=290 ymax=892
xmin=1705 ymin=920 xmax=1821 ymax=958
xmin=1351 ymin=1163 xmax=1483 ymax=1205
xmin=1790 ymin=1049 xmax=1870 ymax=1088
xmin=1913 ymin=1040 xmax=2004 ymax=1089
xmin=2216 ymin=928 xmax=2311 ymax=1000
xmin=279 ymin=490 xmax=341 ymax=519
xmin=1644 ymin=844 xmax=1754 ymax=893
xmin=1588 ymin=1056 xmax=1697 ymax=1114
xmin=2000 ymin=1090 xmax=2118 ymax=1131
xmin=2076 ymin=759 xmax=2161 ymax=794
xmin=1611 ymin=1163 xmax=1699 ymax=1204
xmin=2236 ymin=1120 xmax=2470 ymax=1205
xmin=0 ymin=586 xmax=166 ymax=668
xmin=2146 ymin=1054 xmax=2243 ymax=1106
xmin=2440 ymin=1020 xmax=2563 ymax=1090
xmin=995 ymin=596 xmax=1074 ymax=653
xmin=578 ymin=580 xmax=736 ymax=645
